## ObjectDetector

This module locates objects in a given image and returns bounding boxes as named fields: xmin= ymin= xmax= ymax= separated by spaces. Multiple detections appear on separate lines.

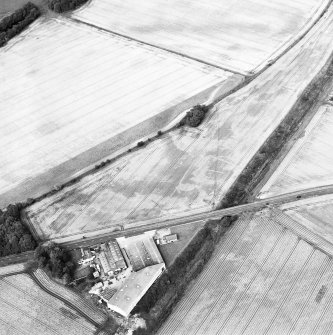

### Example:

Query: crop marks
xmin=26 ymin=5 xmax=333 ymax=242
xmin=0 ymin=17 xmax=236 ymax=207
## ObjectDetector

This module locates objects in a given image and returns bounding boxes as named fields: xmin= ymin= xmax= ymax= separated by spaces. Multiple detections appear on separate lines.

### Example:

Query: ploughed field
xmin=0 ymin=17 xmax=236 ymax=207
xmin=25 ymin=5 xmax=333 ymax=242
xmin=157 ymin=212 xmax=333 ymax=335
xmin=280 ymin=194 xmax=333 ymax=245
xmin=73 ymin=0 xmax=330 ymax=75
xmin=259 ymin=104 xmax=333 ymax=199
xmin=0 ymin=273 xmax=99 ymax=335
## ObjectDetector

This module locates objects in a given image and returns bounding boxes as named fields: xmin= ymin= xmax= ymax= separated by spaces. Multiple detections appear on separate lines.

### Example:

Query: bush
xmin=137 ymin=141 xmax=145 ymax=147
xmin=48 ymin=0 xmax=89 ymax=13
xmin=180 ymin=105 xmax=209 ymax=127
xmin=157 ymin=130 xmax=163 ymax=136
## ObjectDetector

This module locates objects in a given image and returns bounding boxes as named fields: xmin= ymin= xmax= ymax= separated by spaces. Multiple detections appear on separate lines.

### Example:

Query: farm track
xmin=30 ymin=270 xmax=104 ymax=328
xmin=0 ymin=274 xmax=96 ymax=335
xmin=33 ymin=268 xmax=107 ymax=325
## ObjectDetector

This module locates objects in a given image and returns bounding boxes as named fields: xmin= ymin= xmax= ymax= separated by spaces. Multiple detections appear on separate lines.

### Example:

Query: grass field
xmin=25 ymin=4 xmax=333 ymax=242
xmin=73 ymin=0 xmax=330 ymax=75
xmin=157 ymin=211 xmax=333 ymax=335
xmin=0 ymin=273 xmax=99 ymax=335
xmin=0 ymin=17 xmax=237 ymax=207
xmin=157 ymin=221 xmax=205 ymax=267
xmin=259 ymin=103 xmax=333 ymax=199
xmin=281 ymin=194 xmax=333 ymax=245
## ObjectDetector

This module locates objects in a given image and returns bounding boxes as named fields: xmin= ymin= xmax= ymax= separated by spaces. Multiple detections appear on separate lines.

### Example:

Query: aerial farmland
xmin=0 ymin=273 xmax=103 ymax=335
xmin=259 ymin=103 xmax=333 ymax=199
xmin=0 ymin=16 xmax=238 ymax=207
xmin=73 ymin=0 xmax=330 ymax=75
xmin=25 ymin=4 xmax=333 ymax=241
xmin=158 ymin=211 xmax=333 ymax=335
xmin=3 ymin=0 xmax=333 ymax=334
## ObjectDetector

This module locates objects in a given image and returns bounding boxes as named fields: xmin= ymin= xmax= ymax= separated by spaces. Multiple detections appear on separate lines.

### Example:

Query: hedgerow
xmin=0 ymin=2 xmax=40 ymax=47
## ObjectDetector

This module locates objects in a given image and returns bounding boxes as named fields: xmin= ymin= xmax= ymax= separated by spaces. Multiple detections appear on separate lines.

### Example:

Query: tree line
xmin=48 ymin=0 xmax=89 ymax=13
xmin=34 ymin=243 xmax=76 ymax=283
xmin=132 ymin=215 xmax=238 ymax=334
xmin=0 ymin=203 xmax=36 ymax=257
xmin=0 ymin=2 xmax=40 ymax=47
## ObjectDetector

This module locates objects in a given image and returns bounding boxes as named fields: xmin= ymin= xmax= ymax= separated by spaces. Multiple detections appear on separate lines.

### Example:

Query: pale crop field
xmin=0 ymin=273 xmax=98 ymax=335
xmin=281 ymin=194 xmax=333 ymax=245
xmin=157 ymin=212 xmax=333 ymax=335
xmin=73 ymin=0 xmax=329 ymax=75
xmin=33 ymin=268 xmax=107 ymax=325
xmin=0 ymin=263 xmax=25 ymax=277
xmin=0 ymin=17 xmax=236 ymax=207
xmin=26 ymin=5 xmax=333 ymax=242
xmin=259 ymin=104 xmax=333 ymax=199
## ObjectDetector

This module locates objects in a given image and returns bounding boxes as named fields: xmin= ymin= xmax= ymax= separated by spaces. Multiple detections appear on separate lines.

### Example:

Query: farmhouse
xmin=107 ymin=263 xmax=165 ymax=317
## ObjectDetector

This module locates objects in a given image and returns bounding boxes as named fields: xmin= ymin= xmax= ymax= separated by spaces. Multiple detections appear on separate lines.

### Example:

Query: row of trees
xmin=0 ymin=2 xmax=40 ymax=47
xmin=0 ymin=203 xmax=36 ymax=257
xmin=132 ymin=215 xmax=238 ymax=334
xmin=34 ymin=243 xmax=76 ymax=283
xmin=48 ymin=0 xmax=89 ymax=13
xmin=179 ymin=104 xmax=209 ymax=127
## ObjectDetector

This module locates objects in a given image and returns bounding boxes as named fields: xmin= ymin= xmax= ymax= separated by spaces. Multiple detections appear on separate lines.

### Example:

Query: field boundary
xmin=71 ymin=0 xmax=332 ymax=78
xmin=68 ymin=17 xmax=245 ymax=76
xmin=218 ymin=32 xmax=333 ymax=210
xmin=29 ymin=270 xmax=104 ymax=329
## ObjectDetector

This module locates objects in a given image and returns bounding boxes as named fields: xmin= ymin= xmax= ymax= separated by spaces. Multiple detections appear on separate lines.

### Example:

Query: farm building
xmin=107 ymin=263 xmax=165 ymax=317
xmin=117 ymin=233 xmax=164 ymax=271
xmin=97 ymin=241 xmax=127 ymax=275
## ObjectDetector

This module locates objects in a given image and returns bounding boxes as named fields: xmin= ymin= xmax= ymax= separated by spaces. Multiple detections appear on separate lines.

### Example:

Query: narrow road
xmin=62 ymin=183 xmax=333 ymax=249
xmin=3 ymin=184 xmax=333 ymax=261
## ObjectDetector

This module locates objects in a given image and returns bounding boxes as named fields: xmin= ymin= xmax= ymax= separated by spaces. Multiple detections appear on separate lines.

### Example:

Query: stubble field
xmin=25 ymin=5 xmax=333 ymax=241
xmin=0 ymin=273 xmax=99 ymax=335
xmin=281 ymin=194 xmax=333 ymax=245
xmin=0 ymin=17 xmax=237 ymax=206
xmin=157 ymin=212 xmax=333 ymax=335
xmin=259 ymin=103 xmax=333 ymax=198
xmin=73 ymin=0 xmax=330 ymax=75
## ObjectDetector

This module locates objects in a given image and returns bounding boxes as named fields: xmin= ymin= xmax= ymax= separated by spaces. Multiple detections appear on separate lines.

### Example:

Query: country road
xmin=2 ymin=183 xmax=333 ymax=265
xmin=58 ymin=183 xmax=333 ymax=248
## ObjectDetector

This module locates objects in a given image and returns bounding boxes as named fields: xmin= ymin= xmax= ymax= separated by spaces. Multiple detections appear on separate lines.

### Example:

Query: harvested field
xmin=281 ymin=194 xmax=333 ymax=245
xmin=259 ymin=104 xmax=333 ymax=199
xmin=0 ymin=17 xmax=237 ymax=207
xmin=0 ymin=273 xmax=98 ymax=334
xmin=26 ymin=5 xmax=333 ymax=242
xmin=0 ymin=263 xmax=26 ymax=277
xmin=73 ymin=0 xmax=330 ymax=75
xmin=33 ymin=268 xmax=107 ymax=325
xmin=157 ymin=211 xmax=333 ymax=335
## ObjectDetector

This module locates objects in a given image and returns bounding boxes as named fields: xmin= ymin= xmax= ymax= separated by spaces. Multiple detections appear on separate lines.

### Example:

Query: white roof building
xmin=107 ymin=263 xmax=165 ymax=317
